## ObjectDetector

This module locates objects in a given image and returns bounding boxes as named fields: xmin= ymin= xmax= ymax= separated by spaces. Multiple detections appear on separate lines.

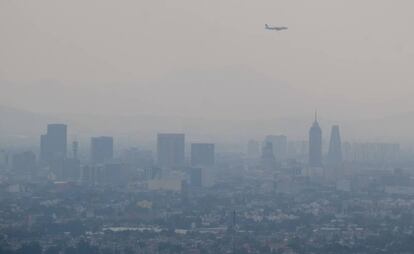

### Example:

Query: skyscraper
xmin=157 ymin=133 xmax=185 ymax=169
xmin=191 ymin=143 xmax=215 ymax=167
xmin=91 ymin=136 xmax=114 ymax=164
xmin=309 ymin=113 xmax=322 ymax=167
xmin=261 ymin=141 xmax=276 ymax=170
xmin=40 ymin=124 xmax=67 ymax=164
xmin=327 ymin=125 xmax=342 ymax=165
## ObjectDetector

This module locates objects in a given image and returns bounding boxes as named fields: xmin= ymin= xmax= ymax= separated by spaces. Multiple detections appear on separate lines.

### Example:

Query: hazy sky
xmin=1 ymin=0 xmax=414 ymax=120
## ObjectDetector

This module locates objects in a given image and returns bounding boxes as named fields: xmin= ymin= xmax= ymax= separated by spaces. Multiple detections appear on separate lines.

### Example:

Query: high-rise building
xmin=261 ymin=141 xmax=276 ymax=170
xmin=191 ymin=143 xmax=215 ymax=167
xmin=327 ymin=125 xmax=342 ymax=165
xmin=40 ymin=124 xmax=67 ymax=164
xmin=309 ymin=113 xmax=322 ymax=167
xmin=91 ymin=136 xmax=114 ymax=164
xmin=157 ymin=133 xmax=185 ymax=169
xmin=265 ymin=135 xmax=288 ymax=161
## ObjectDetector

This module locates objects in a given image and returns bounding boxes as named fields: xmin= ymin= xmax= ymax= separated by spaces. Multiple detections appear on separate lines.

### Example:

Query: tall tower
xmin=328 ymin=125 xmax=342 ymax=165
xmin=47 ymin=124 xmax=67 ymax=159
xmin=157 ymin=133 xmax=185 ymax=169
xmin=261 ymin=141 xmax=276 ymax=170
xmin=309 ymin=112 xmax=322 ymax=167
xmin=40 ymin=124 xmax=67 ymax=163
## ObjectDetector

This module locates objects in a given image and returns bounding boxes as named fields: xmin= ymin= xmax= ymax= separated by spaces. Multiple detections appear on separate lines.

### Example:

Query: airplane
xmin=265 ymin=24 xmax=288 ymax=31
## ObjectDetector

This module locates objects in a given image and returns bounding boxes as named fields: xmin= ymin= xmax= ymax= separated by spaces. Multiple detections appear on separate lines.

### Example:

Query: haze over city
xmin=2 ymin=0 xmax=414 ymax=145
xmin=2 ymin=1 xmax=414 ymax=254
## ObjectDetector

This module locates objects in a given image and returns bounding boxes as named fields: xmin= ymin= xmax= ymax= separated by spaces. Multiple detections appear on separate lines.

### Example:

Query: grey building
xmin=157 ymin=133 xmax=185 ymax=169
xmin=40 ymin=124 xmax=67 ymax=164
xmin=327 ymin=125 xmax=343 ymax=165
xmin=309 ymin=114 xmax=322 ymax=167
xmin=261 ymin=141 xmax=276 ymax=170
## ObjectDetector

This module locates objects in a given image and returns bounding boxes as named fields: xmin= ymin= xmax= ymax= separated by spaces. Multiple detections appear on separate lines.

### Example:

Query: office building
xmin=327 ymin=125 xmax=343 ymax=165
xmin=261 ymin=141 xmax=276 ymax=170
xmin=157 ymin=133 xmax=185 ymax=169
xmin=40 ymin=124 xmax=67 ymax=163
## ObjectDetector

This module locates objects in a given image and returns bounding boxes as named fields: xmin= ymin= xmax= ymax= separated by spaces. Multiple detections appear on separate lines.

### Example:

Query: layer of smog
xmin=1 ymin=1 xmax=414 ymax=253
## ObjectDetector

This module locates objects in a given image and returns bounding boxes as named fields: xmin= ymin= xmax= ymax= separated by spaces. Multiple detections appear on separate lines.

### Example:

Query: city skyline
xmin=1 ymin=1 xmax=414 ymax=253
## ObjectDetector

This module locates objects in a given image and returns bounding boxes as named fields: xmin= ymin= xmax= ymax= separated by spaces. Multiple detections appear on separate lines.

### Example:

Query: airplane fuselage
xmin=265 ymin=24 xmax=288 ymax=31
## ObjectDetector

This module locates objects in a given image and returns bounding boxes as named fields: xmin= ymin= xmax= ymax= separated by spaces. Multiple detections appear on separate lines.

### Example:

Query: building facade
xmin=157 ymin=133 xmax=185 ymax=169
